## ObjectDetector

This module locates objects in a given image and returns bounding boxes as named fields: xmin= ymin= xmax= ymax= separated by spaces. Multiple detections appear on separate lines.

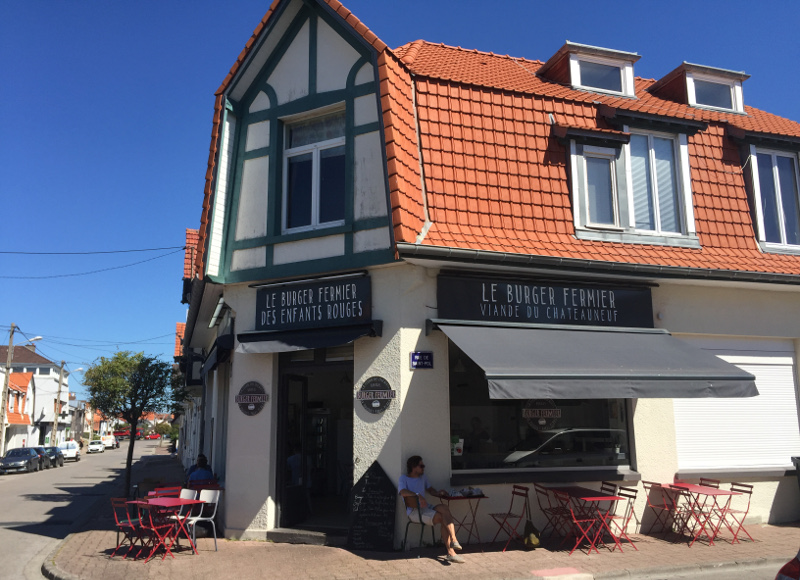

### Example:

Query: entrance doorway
xmin=277 ymin=348 xmax=354 ymax=534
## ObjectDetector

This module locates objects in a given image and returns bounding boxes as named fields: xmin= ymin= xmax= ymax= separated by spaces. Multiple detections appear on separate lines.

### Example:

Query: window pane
xmin=319 ymin=145 xmax=345 ymax=223
xmin=777 ymin=156 xmax=800 ymax=245
xmin=586 ymin=156 xmax=615 ymax=225
xmin=653 ymin=137 xmax=680 ymax=233
xmin=630 ymin=135 xmax=655 ymax=230
xmin=579 ymin=61 xmax=622 ymax=92
xmin=286 ymin=153 xmax=313 ymax=229
xmin=288 ymin=112 xmax=345 ymax=148
xmin=757 ymin=153 xmax=782 ymax=243
xmin=694 ymin=79 xmax=733 ymax=110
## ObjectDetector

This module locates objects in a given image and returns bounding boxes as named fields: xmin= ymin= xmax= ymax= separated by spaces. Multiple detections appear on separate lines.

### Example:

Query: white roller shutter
xmin=674 ymin=337 xmax=800 ymax=470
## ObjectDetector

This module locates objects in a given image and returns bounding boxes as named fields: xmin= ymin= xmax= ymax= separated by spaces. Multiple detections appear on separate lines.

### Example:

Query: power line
xmin=0 ymin=249 xmax=183 ymax=279
xmin=0 ymin=328 xmax=175 ymax=345
xmin=0 ymin=246 xmax=185 ymax=255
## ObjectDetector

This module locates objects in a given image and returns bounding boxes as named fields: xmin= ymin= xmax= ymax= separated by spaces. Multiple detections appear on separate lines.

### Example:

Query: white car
xmin=58 ymin=441 xmax=81 ymax=461
xmin=87 ymin=440 xmax=105 ymax=453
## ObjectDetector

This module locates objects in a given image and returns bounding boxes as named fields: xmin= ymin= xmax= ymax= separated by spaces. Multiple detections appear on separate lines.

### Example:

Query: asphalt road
xmin=0 ymin=440 xmax=155 ymax=579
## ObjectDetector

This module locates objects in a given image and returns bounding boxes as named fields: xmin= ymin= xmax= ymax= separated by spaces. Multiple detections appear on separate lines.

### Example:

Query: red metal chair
xmin=110 ymin=498 xmax=143 ymax=559
xmin=138 ymin=503 xmax=179 ymax=562
xmin=718 ymin=482 xmax=754 ymax=543
xmin=641 ymin=481 xmax=680 ymax=536
xmin=552 ymin=490 xmax=599 ymax=555
xmin=148 ymin=486 xmax=182 ymax=498
xmin=533 ymin=483 xmax=568 ymax=538
xmin=699 ymin=477 xmax=721 ymax=489
xmin=596 ymin=481 xmax=619 ymax=516
xmin=489 ymin=485 xmax=530 ymax=552
xmin=603 ymin=485 xmax=639 ymax=551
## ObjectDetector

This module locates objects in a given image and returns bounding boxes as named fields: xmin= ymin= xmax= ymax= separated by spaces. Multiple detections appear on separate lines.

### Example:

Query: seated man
xmin=398 ymin=455 xmax=464 ymax=564
xmin=187 ymin=455 xmax=214 ymax=483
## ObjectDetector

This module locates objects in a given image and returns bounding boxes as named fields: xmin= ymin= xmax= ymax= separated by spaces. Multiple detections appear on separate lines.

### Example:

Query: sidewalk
xmin=42 ymin=447 xmax=800 ymax=580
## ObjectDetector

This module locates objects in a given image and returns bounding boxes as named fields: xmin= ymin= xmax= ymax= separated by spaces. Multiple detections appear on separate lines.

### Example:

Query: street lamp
xmin=1 ymin=325 xmax=42 ymax=456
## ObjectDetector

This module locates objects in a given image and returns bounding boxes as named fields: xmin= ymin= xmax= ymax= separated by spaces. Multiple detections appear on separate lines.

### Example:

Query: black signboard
xmin=347 ymin=460 xmax=396 ymax=551
xmin=235 ymin=382 xmax=268 ymax=416
xmin=437 ymin=274 xmax=653 ymax=328
xmin=256 ymin=275 xmax=372 ymax=332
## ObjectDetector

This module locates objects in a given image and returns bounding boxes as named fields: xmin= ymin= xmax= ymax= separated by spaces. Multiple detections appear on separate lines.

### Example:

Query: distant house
xmin=1 ymin=345 xmax=71 ymax=445
xmin=4 ymin=372 xmax=34 ymax=449
xmin=178 ymin=0 xmax=800 ymax=544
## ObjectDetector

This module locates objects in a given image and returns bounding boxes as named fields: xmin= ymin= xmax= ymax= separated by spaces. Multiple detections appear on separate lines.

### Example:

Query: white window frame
xmin=686 ymin=71 xmax=744 ymax=114
xmin=569 ymin=53 xmax=635 ymax=97
xmin=571 ymin=130 xmax=697 ymax=245
xmin=281 ymin=107 xmax=346 ymax=234
xmin=750 ymin=145 xmax=800 ymax=250
xmin=624 ymin=129 xmax=694 ymax=237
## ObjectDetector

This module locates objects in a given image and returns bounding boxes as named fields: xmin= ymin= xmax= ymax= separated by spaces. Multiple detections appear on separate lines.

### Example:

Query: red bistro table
xmin=667 ymin=483 xmax=740 ymax=547
xmin=440 ymin=493 xmax=488 ymax=545
xmin=542 ymin=485 xmax=631 ymax=553
xmin=129 ymin=497 xmax=205 ymax=562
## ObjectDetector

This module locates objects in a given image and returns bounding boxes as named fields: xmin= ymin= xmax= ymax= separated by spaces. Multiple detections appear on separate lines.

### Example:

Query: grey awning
xmin=201 ymin=333 xmax=234 ymax=376
xmin=236 ymin=321 xmax=382 ymax=354
xmin=436 ymin=322 xmax=758 ymax=399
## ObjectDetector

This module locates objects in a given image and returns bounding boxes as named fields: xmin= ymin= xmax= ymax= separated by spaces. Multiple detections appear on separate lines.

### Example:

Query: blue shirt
xmin=188 ymin=467 xmax=214 ymax=482
xmin=398 ymin=474 xmax=429 ymax=514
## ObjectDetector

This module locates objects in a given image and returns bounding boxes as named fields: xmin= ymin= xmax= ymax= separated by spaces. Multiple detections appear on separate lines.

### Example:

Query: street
xmin=0 ymin=440 xmax=154 ymax=579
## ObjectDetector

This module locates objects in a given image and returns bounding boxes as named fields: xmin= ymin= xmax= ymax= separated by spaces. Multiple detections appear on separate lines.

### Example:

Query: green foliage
xmin=84 ymin=352 xmax=173 ymax=427
xmin=154 ymin=422 xmax=172 ymax=436
xmin=169 ymin=426 xmax=180 ymax=440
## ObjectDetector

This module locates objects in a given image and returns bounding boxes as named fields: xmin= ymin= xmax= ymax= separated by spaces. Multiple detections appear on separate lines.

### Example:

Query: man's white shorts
xmin=408 ymin=507 xmax=438 ymax=525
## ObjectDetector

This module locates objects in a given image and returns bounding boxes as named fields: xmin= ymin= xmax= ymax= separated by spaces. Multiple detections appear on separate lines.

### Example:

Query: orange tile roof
xmin=175 ymin=322 xmax=186 ymax=358
xmin=386 ymin=41 xmax=800 ymax=276
xmin=184 ymin=229 xmax=199 ymax=279
xmin=7 ymin=412 xmax=30 ymax=426
xmin=9 ymin=372 xmax=32 ymax=393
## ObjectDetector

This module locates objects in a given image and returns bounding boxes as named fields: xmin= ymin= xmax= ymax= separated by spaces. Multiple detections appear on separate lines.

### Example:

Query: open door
xmin=277 ymin=374 xmax=310 ymax=528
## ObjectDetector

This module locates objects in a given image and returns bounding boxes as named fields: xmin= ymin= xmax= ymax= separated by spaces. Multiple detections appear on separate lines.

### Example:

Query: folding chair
xmin=699 ymin=477 xmax=721 ymax=489
xmin=110 ymin=498 xmax=143 ymax=559
xmin=596 ymin=481 xmax=619 ymax=516
xmin=533 ymin=483 xmax=568 ymax=538
xmin=138 ymin=504 xmax=177 ymax=563
xmin=186 ymin=488 xmax=221 ymax=551
xmin=718 ymin=482 xmax=754 ymax=543
xmin=149 ymin=485 xmax=182 ymax=498
xmin=401 ymin=495 xmax=437 ymax=550
xmin=641 ymin=481 xmax=674 ymax=536
xmin=489 ymin=484 xmax=529 ymax=552
xmin=552 ymin=490 xmax=599 ymax=555
xmin=603 ymin=485 xmax=639 ymax=551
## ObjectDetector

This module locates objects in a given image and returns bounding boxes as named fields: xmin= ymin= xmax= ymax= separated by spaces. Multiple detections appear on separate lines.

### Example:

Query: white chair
xmin=168 ymin=488 xmax=198 ymax=522
xmin=186 ymin=488 xmax=221 ymax=551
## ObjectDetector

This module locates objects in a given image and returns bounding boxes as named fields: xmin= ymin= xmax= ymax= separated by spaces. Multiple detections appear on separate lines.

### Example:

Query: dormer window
xmin=649 ymin=63 xmax=748 ymax=114
xmin=539 ymin=42 xmax=639 ymax=98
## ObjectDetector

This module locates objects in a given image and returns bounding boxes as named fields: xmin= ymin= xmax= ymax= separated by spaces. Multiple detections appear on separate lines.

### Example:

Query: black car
xmin=0 ymin=448 xmax=40 ymax=474
xmin=32 ymin=446 xmax=52 ymax=470
xmin=43 ymin=446 xmax=65 ymax=468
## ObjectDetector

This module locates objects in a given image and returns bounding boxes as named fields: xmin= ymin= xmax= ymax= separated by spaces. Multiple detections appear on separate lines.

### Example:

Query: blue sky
xmin=2 ymin=0 xmax=799 ymax=398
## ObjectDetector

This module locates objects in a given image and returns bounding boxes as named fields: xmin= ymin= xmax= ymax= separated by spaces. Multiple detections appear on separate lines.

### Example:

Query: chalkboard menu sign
xmin=347 ymin=460 xmax=396 ymax=551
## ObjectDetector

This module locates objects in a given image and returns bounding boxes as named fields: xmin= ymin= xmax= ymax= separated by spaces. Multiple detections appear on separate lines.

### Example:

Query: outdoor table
xmin=440 ymin=493 xmax=488 ymax=545
xmin=128 ymin=497 xmax=205 ymax=562
xmin=540 ymin=485 xmax=630 ymax=553
xmin=667 ymin=483 xmax=740 ymax=547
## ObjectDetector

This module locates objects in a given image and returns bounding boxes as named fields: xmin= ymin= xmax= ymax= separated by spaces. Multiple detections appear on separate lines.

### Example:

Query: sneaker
xmin=445 ymin=554 xmax=465 ymax=564
xmin=451 ymin=542 xmax=463 ymax=551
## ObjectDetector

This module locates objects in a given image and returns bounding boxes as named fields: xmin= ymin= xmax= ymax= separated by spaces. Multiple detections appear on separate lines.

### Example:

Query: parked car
xmin=101 ymin=435 xmax=117 ymax=450
xmin=43 ymin=446 xmax=65 ymax=468
xmin=32 ymin=446 xmax=52 ymax=470
xmin=58 ymin=441 xmax=81 ymax=461
xmin=0 ymin=448 xmax=40 ymax=474
xmin=145 ymin=433 xmax=160 ymax=440
xmin=87 ymin=440 xmax=105 ymax=453
xmin=503 ymin=428 xmax=628 ymax=468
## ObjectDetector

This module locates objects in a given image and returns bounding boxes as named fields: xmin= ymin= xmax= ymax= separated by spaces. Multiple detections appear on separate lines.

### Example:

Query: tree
xmin=83 ymin=351 xmax=173 ymax=495
xmin=154 ymin=421 xmax=172 ymax=445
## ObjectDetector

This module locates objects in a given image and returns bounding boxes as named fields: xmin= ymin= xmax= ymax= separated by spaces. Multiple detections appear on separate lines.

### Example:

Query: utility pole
xmin=51 ymin=361 xmax=65 ymax=446
xmin=0 ymin=324 xmax=16 ymax=456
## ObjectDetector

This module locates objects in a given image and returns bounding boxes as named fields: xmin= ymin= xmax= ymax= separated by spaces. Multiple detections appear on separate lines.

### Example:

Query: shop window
xmin=282 ymin=110 xmax=346 ymax=232
xmin=448 ymin=342 xmax=630 ymax=473
xmin=751 ymin=148 xmax=800 ymax=250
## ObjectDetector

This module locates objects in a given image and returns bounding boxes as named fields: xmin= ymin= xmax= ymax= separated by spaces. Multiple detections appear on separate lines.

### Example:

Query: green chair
xmin=402 ymin=495 xmax=436 ymax=550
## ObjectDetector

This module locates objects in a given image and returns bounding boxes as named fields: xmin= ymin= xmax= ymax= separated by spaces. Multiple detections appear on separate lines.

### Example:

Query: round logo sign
xmin=522 ymin=399 xmax=561 ymax=430
xmin=235 ymin=381 xmax=269 ymax=416
xmin=356 ymin=376 xmax=396 ymax=414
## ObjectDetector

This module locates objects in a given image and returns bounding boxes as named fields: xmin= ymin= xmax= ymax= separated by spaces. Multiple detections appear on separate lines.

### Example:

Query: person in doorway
xmin=398 ymin=455 xmax=464 ymax=564
xmin=188 ymin=455 xmax=214 ymax=482
xmin=464 ymin=417 xmax=491 ymax=453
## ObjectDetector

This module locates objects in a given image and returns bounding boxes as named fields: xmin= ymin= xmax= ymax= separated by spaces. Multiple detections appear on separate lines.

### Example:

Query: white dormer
xmin=538 ymin=41 xmax=640 ymax=98
xmin=649 ymin=62 xmax=749 ymax=114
